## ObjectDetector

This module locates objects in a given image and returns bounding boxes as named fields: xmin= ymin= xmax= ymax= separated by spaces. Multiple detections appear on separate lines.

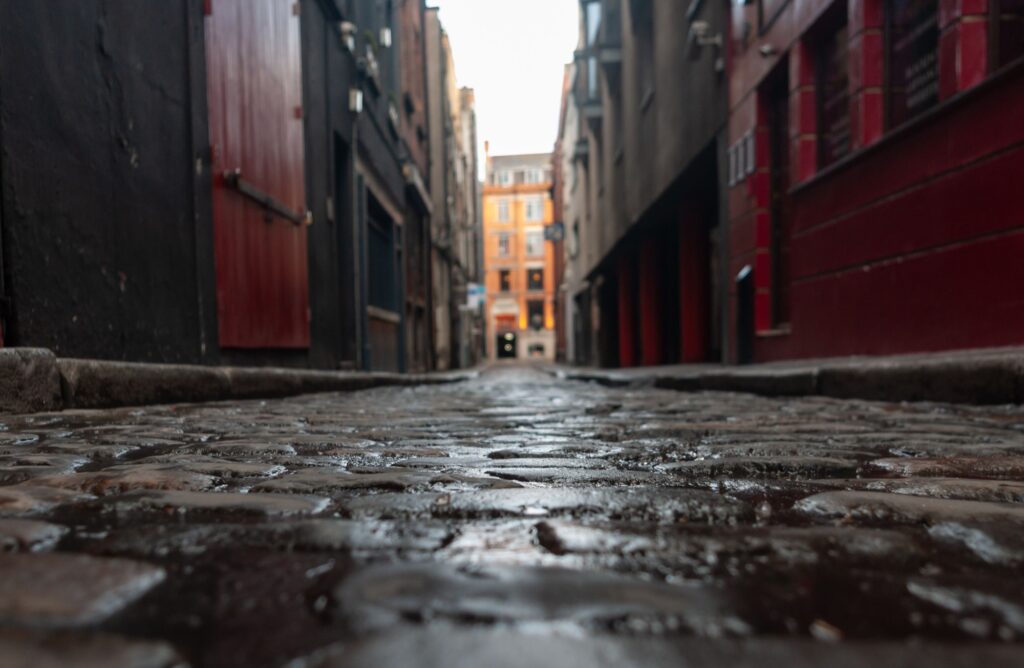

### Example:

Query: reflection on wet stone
xmin=1 ymin=367 xmax=1023 ymax=666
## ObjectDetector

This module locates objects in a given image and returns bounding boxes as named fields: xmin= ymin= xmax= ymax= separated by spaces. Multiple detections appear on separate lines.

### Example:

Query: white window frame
xmin=525 ymin=229 xmax=545 ymax=257
xmin=497 ymin=233 xmax=511 ymax=257
xmin=497 ymin=198 xmax=511 ymax=223
xmin=525 ymin=196 xmax=545 ymax=222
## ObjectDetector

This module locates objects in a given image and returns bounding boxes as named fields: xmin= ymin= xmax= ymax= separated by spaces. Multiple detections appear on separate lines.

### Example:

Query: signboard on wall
xmin=544 ymin=223 xmax=565 ymax=242
xmin=888 ymin=0 xmax=939 ymax=127
xmin=467 ymin=283 xmax=485 ymax=310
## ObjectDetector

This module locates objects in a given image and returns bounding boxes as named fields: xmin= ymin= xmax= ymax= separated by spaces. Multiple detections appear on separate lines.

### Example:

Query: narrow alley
xmin=2 ymin=368 xmax=1023 ymax=666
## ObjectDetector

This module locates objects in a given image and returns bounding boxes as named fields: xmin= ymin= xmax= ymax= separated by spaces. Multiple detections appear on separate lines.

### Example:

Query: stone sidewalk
xmin=1 ymin=367 xmax=1024 ymax=666
xmin=550 ymin=345 xmax=1024 ymax=405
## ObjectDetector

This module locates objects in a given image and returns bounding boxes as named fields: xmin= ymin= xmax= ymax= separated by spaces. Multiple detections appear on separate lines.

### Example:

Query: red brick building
xmin=727 ymin=0 xmax=1024 ymax=362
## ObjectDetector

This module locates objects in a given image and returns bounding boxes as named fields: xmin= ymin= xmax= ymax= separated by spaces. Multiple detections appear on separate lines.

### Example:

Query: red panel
xmin=638 ymin=238 xmax=663 ymax=366
xmin=793 ymin=145 xmax=1024 ymax=280
xmin=770 ymin=230 xmax=1024 ymax=360
xmin=206 ymin=0 xmax=310 ymax=349
xmin=679 ymin=209 xmax=710 ymax=363
xmin=617 ymin=252 xmax=637 ymax=368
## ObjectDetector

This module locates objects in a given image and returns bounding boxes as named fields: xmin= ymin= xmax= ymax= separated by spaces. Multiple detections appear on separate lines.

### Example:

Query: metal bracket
xmin=223 ymin=169 xmax=311 ymax=227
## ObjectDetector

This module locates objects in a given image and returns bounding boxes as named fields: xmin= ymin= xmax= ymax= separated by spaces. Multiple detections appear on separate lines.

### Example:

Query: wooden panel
xmin=206 ymin=0 xmax=310 ymax=348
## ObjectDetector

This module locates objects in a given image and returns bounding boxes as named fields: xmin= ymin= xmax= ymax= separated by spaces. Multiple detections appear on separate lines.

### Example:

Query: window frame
xmin=884 ymin=0 xmax=940 ymax=131
xmin=811 ymin=6 xmax=851 ymax=169
xmin=525 ymin=229 xmax=545 ymax=257
xmin=497 ymin=233 xmax=511 ymax=257
xmin=524 ymin=196 xmax=545 ymax=222
xmin=992 ymin=0 xmax=1024 ymax=71
xmin=526 ymin=267 xmax=545 ymax=292
xmin=527 ymin=299 xmax=545 ymax=331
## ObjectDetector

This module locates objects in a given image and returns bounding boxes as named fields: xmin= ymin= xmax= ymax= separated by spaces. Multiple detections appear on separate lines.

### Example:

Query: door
xmin=497 ymin=332 xmax=517 ymax=359
xmin=206 ymin=0 xmax=310 ymax=348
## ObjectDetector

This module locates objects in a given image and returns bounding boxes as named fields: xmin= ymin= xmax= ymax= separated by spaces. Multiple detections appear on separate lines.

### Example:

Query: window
xmin=585 ymin=0 xmax=602 ymax=48
xmin=498 ymin=233 xmax=511 ymax=257
xmin=525 ymin=230 xmax=545 ymax=257
xmin=996 ymin=1 xmax=1024 ymax=68
xmin=527 ymin=300 xmax=545 ymax=330
xmin=497 ymin=199 xmax=510 ymax=222
xmin=887 ymin=1 xmax=939 ymax=128
xmin=816 ymin=14 xmax=850 ymax=167
xmin=527 ymin=268 xmax=545 ymax=291
xmin=499 ymin=270 xmax=512 ymax=292
xmin=495 ymin=170 xmax=512 ymax=186
xmin=525 ymin=197 xmax=545 ymax=222
xmin=521 ymin=168 xmax=545 ymax=184
xmin=368 ymin=210 xmax=399 ymax=312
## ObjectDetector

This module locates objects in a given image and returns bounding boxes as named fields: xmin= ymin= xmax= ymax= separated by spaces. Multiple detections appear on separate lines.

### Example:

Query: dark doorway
xmin=334 ymin=135 xmax=357 ymax=366
xmin=497 ymin=331 xmax=517 ymax=359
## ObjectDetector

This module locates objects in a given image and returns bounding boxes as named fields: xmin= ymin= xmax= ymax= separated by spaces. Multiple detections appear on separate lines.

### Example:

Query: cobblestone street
xmin=2 ymin=366 xmax=1024 ymax=666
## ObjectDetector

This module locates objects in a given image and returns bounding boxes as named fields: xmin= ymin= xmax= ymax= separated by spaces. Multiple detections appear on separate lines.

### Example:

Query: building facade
xmin=483 ymin=153 xmax=557 ymax=361
xmin=559 ymin=0 xmax=1023 ymax=368
xmin=726 ymin=0 xmax=1024 ymax=362
xmin=425 ymin=8 xmax=485 ymax=371
xmin=0 ymin=0 xmax=479 ymax=372
xmin=559 ymin=0 xmax=730 ymax=368
xmin=556 ymin=63 xmax=584 ymax=366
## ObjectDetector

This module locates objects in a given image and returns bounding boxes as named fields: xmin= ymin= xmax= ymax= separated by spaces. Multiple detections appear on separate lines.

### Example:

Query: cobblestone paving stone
xmin=2 ymin=366 xmax=1024 ymax=666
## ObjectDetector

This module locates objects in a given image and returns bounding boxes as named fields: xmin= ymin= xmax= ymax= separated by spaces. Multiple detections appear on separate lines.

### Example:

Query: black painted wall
xmin=0 ymin=0 xmax=419 ymax=370
xmin=0 ymin=0 xmax=214 ymax=363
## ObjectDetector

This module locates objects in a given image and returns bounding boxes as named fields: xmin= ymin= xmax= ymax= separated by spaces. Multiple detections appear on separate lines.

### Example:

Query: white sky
xmin=430 ymin=0 xmax=579 ymax=169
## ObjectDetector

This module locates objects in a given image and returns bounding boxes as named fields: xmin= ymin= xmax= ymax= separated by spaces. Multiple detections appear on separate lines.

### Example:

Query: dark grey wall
xmin=302 ymin=0 xmax=343 ymax=369
xmin=0 ymin=0 xmax=214 ymax=362
xmin=581 ymin=0 xmax=729 ymax=277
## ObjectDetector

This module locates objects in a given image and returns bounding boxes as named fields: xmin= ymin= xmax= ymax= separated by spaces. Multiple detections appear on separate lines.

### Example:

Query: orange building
xmin=483 ymin=152 xmax=557 ymax=360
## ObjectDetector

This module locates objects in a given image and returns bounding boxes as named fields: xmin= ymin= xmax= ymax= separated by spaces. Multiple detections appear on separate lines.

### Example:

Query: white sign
xmin=467 ymin=283 xmax=485 ymax=310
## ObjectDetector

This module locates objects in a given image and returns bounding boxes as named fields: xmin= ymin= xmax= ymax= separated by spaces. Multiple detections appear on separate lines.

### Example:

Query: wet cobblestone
xmin=2 ymin=367 xmax=1024 ymax=666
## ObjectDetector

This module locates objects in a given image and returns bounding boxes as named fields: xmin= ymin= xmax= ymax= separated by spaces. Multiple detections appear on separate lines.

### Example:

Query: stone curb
xmin=550 ymin=349 xmax=1024 ymax=406
xmin=0 ymin=349 xmax=63 ymax=414
xmin=0 ymin=348 xmax=477 ymax=414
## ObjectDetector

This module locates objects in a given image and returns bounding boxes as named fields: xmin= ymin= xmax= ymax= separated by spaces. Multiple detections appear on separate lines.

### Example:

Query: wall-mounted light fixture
xmin=349 ymin=88 xmax=364 ymax=114
xmin=339 ymin=22 xmax=356 ymax=52
xmin=687 ymin=21 xmax=725 ymax=73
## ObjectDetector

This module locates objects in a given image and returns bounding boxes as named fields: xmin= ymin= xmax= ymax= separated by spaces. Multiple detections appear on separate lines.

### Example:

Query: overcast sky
xmin=430 ymin=0 xmax=578 ymax=167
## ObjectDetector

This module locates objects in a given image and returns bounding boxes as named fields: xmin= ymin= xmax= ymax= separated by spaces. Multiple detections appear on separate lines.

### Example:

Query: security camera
xmin=688 ymin=21 xmax=723 ymax=62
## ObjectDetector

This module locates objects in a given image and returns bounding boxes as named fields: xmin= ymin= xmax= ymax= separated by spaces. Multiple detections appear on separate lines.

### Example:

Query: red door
xmin=206 ymin=0 xmax=310 ymax=348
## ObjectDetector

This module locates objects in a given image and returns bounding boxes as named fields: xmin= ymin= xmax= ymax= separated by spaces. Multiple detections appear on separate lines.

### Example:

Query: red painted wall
xmin=206 ymin=0 xmax=310 ymax=349
xmin=727 ymin=0 xmax=1024 ymax=362
xmin=679 ymin=206 xmax=710 ymax=363
xmin=617 ymin=251 xmax=637 ymax=368
xmin=638 ymin=238 xmax=664 ymax=366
